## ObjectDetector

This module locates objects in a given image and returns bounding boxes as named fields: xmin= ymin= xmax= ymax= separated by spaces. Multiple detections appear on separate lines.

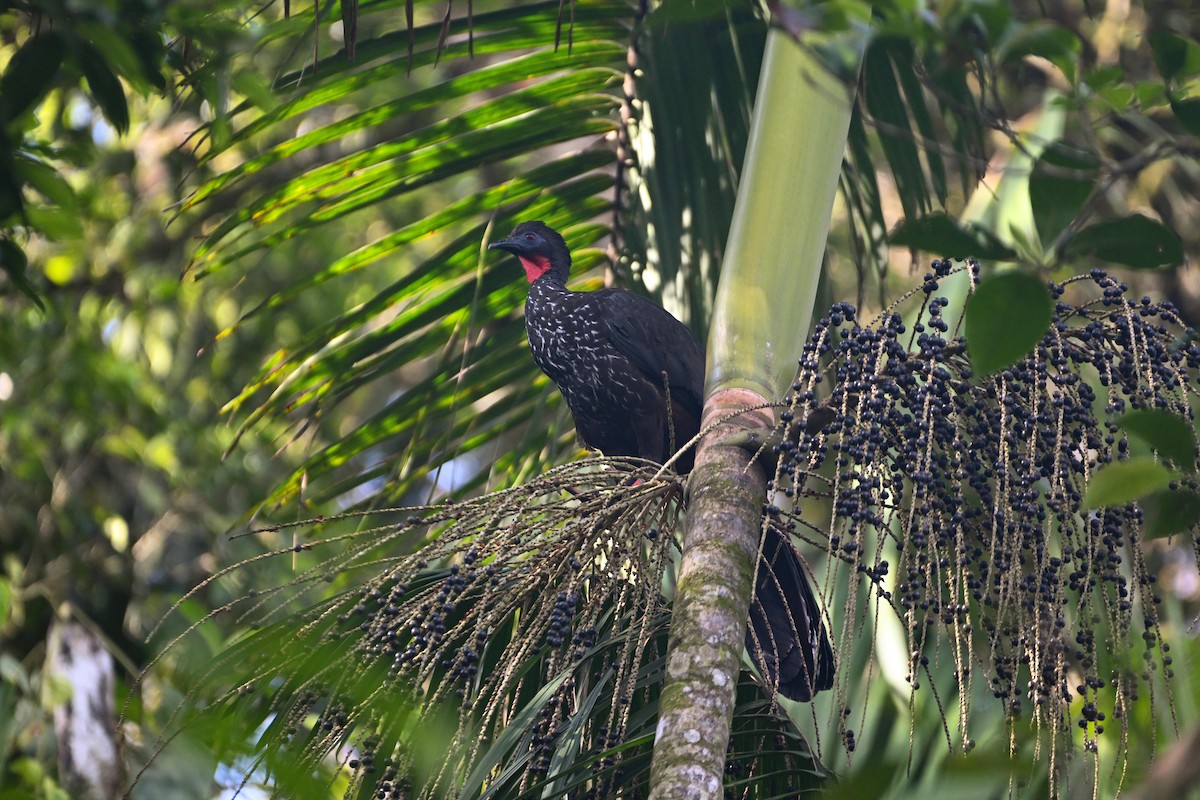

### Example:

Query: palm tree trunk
xmin=648 ymin=28 xmax=859 ymax=799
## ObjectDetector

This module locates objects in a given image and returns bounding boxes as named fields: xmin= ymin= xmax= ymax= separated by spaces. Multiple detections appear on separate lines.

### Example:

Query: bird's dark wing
xmin=595 ymin=289 xmax=706 ymax=417
xmin=747 ymin=524 xmax=835 ymax=701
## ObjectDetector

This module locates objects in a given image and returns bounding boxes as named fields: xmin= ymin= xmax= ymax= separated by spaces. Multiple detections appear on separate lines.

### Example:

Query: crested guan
xmin=489 ymin=220 xmax=834 ymax=701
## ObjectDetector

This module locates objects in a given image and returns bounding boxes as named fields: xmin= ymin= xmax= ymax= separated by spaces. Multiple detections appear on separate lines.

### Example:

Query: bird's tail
xmin=746 ymin=524 xmax=835 ymax=701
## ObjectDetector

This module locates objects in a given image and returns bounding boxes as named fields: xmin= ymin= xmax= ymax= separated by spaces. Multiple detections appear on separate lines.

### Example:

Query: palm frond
xmin=183 ymin=1 xmax=635 ymax=510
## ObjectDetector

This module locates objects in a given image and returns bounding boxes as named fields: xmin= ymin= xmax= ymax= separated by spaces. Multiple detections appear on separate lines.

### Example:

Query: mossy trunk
xmin=648 ymin=28 xmax=859 ymax=799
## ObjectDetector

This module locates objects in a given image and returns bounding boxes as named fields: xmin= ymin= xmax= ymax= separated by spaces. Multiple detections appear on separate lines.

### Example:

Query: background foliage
xmin=2 ymin=0 xmax=1200 ymax=798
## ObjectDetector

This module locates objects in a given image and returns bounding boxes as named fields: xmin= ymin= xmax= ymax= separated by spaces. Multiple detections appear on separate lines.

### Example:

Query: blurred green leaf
xmin=1135 ymin=80 xmax=1167 ymax=108
xmin=1081 ymin=457 xmax=1177 ymax=510
xmin=1029 ymin=140 xmax=1097 ymax=246
xmin=931 ymin=63 xmax=987 ymax=196
xmin=77 ymin=22 xmax=158 ymax=94
xmin=1060 ymin=213 xmax=1184 ymax=269
xmin=0 ymin=32 xmax=65 ymax=125
xmin=1148 ymin=31 xmax=1200 ymax=81
xmin=864 ymin=38 xmax=929 ymax=220
xmin=1169 ymin=95 xmax=1200 ymax=137
xmin=24 ymin=204 xmax=83 ymax=241
xmin=76 ymin=41 xmax=130 ymax=134
xmin=127 ymin=27 xmax=167 ymax=91
xmin=0 ymin=238 xmax=43 ymax=310
xmin=1084 ymin=64 xmax=1123 ymax=90
xmin=1118 ymin=409 xmax=1197 ymax=472
xmin=964 ymin=2 xmax=1013 ymax=47
xmin=964 ymin=272 xmax=1052 ymax=377
xmin=14 ymin=156 xmax=77 ymax=210
xmin=890 ymin=39 xmax=946 ymax=204
xmin=997 ymin=21 xmax=1080 ymax=71
xmin=1142 ymin=489 xmax=1200 ymax=539
xmin=0 ymin=578 xmax=10 ymax=626
xmin=1096 ymin=83 xmax=1135 ymax=109
xmin=645 ymin=0 xmax=740 ymax=25
xmin=230 ymin=71 xmax=278 ymax=111
xmin=890 ymin=212 xmax=1017 ymax=261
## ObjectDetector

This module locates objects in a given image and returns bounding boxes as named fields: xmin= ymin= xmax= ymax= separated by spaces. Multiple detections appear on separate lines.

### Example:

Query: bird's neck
xmin=529 ymin=269 xmax=570 ymax=291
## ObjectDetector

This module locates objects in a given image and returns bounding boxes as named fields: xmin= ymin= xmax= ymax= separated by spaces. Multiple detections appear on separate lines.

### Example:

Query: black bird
xmin=489 ymin=220 xmax=834 ymax=701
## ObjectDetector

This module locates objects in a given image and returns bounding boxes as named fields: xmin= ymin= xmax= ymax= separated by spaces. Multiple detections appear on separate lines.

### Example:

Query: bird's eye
xmin=524 ymin=234 xmax=535 ymax=241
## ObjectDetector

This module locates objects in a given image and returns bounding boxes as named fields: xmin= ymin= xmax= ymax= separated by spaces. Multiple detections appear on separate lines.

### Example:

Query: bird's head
xmin=488 ymin=221 xmax=571 ymax=284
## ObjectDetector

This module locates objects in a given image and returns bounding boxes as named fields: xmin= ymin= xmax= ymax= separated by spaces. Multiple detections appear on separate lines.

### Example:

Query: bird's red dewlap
xmin=519 ymin=255 xmax=553 ymax=283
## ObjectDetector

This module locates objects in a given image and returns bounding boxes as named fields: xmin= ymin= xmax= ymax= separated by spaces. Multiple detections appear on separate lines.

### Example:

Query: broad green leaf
xmin=127 ymin=26 xmax=167 ymax=91
xmin=1096 ymin=83 xmax=1136 ymax=110
xmin=1142 ymin=489 xmax=1200 ymax=539
xmin=1170 ymin=95 xmax=1200 ymax=137
xmin=1029 ymin=141 xmax=1097 ymax=246
xmin=1081 ymin=457 xmax=1177 ymax=510
xmin=77 ymin=21 xmax=159 ymax=93
xmin=1060 ymin=213 xmax=1184 ymax=269
xmin=1118 ymin=409 xmax=1197 ymax=472
xmin=964 ymin=272 xmax=1052 ymax=377
xmin=13 ymin=155 xmax=77 ymax=209
xmin=0 ymin=32 xmax=64 ymax=124
xmin=1148 ymin=31 xmax=1200 ymax=81
xmin=889 ymin=212 xmax=1017 ymax=261
xmin=1135 ymin=80 xmax=1167 ymax=108
xmin=1084 ymin=64 xmax=1123 ymax=91
xmin=76 ymin=41 xmax=129 ymax=134
xmin=230 ymin=71 xmax=278 ymax=111
xmin=965 ymin=1 xmax=1012 ymax=46
xmin=997 ymin=21 xmax=1080 ymax=75
xmin=24 ymin=204 xmax=83 ymax=240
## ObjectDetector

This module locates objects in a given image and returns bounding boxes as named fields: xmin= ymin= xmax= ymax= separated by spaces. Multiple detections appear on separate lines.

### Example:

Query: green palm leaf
xmin=185 ymin=1 xmax=632 ymax=511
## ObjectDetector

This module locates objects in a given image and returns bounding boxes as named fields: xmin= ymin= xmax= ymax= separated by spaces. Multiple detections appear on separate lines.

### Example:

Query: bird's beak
xmin=488 ymin=238 xmax=520 ymax=254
